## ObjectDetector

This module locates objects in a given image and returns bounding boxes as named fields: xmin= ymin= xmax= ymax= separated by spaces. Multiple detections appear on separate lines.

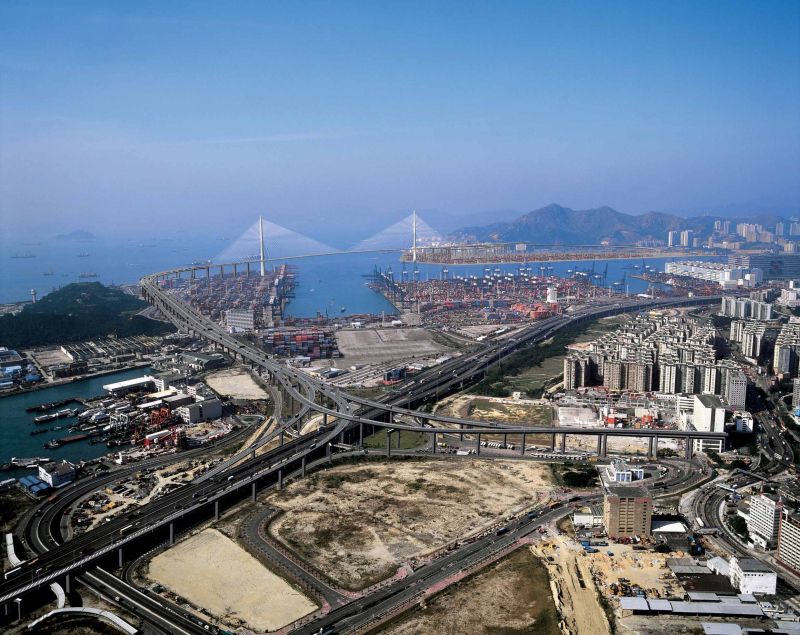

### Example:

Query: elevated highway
xmin=0 ymin=258 xmax=725 ymax=618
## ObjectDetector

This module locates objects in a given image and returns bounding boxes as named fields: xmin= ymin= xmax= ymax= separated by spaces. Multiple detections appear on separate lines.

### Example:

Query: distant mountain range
xmin=450 ymin=203 xmax=790 ymax=245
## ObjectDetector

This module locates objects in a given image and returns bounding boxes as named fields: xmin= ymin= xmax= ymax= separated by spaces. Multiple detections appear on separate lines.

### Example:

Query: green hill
xmin=0 ymin=282 xmax=174 ymax=348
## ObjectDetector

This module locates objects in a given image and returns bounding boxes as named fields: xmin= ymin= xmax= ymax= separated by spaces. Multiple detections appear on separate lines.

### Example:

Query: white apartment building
xmin=724 ymin=370 xmax=747 ymax=409
xmin=748 ymin=493 xmax=782 ymax=549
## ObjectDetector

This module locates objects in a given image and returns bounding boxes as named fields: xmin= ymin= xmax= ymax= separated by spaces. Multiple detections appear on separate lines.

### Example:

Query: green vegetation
xmin=0 ymin=282 xmax=173 ymax=347
xmin=705 ymin=450 xmax=724 ymax=466
xmin=472 ymin=317 xmax=625 ymax=397
xmin=549 ymin=462 xmax=598 ymax=488
xmin=362 ymin=429 xmax=427 ymax=450
xmin=657 ymin=448 xmax=679 ymax=458
xmin=728 ymin=515 xmax=750 ymax=542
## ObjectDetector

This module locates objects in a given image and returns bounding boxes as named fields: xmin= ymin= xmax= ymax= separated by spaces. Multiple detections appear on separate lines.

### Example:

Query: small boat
xmin=79 ymin=272 xmax=98 ymax=279
xmin=77 ymin=252 xmax=90 ymax=257
xmin=340 ymin=306 xmax=346 ymax=313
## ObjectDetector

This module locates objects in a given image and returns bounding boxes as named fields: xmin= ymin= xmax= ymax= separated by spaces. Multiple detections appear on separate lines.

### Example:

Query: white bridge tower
xmin=259 ymin=215 xmax=266 ymax=277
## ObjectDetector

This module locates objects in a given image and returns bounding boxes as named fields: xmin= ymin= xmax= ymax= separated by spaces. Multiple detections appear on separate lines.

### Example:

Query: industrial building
xmin=225 ymin=308 xmax=256 ymax=332
xmin=606 ymin=458 xmax=644 ymax=483
xmin=728 ymin=557 xmax=777 ymax=595
xmin=664 ymin=261 xmax=751 ymax=288
xmin=603 ymin=486 xmax=652 ymax=539
xmin=729 ymin=253 xmax=800 ymax=280
xmin=38 ymin=461 xmax=76 ymax=488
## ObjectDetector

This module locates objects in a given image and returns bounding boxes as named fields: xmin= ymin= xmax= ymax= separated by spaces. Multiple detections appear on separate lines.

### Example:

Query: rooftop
xmin=606 ymin=485 xmax=650 ymax=499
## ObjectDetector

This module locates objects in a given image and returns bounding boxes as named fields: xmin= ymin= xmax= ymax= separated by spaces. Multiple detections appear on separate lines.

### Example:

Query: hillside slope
xmin=0 ymin=282 xmax=173 ymax=348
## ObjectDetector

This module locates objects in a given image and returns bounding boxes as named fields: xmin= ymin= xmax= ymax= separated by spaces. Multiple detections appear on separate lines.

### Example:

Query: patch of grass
xmin=363 ymin=429 xmax=427 ymax=450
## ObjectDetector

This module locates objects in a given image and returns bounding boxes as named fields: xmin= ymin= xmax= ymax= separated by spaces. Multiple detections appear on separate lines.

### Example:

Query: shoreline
xmin=0 ymin=362 xmax=152 ymax=400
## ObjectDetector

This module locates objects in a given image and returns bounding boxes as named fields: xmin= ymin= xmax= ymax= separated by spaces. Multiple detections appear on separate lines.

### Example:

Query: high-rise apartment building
xmin=603 ymin=486 xmax=652 ymax=539
xmin=748 ymin=493 xmax=782 ymax=549
xmin=778 ymin=511 xmax=800 ymax=574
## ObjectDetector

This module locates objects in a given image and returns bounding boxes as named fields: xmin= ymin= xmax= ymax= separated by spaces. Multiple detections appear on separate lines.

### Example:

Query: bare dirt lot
xmin=267 ymin=458 xmax=552 ymax=590
xmin=531 ymin=533 xmax=612 ymax=635
xmin=206 ymin=367 xmax=269 ymax=400
xmin=147 ymin=528 xmax=317 ymax=631
xmin=380 ymin=546 xmax=559 ymax=635
xmin=335 ymin=327 xmax=451 ymax=366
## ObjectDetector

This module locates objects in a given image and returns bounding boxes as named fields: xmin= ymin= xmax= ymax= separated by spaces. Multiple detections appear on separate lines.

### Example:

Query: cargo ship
xmin=44 ymin=433 xmax=89 ymax=449
xmin=26 ymin=398 xmax=75 ymax=413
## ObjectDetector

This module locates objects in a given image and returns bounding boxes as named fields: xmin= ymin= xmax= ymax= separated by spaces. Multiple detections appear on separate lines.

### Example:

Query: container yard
xmin=261 ymin=326 xmax=340 ymax=360
xmin=367 ymin=265 xmax=609 ymax=326
xmin=166 ymin=263 xmax=295 ymax=328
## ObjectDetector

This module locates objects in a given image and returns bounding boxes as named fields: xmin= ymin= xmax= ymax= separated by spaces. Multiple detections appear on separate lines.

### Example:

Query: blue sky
xmin=1 ymin=1 xmax=799 ymax=246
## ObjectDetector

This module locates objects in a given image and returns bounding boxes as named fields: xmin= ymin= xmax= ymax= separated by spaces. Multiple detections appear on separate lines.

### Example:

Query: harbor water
xmin=0 ymin=367 xmax=152 ymax=476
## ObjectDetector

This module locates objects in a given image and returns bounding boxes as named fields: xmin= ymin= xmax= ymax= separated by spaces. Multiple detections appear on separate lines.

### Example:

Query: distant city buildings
xmin=225 ymin=308 xmax=256 ymax=332
xmin=729 ymin=254 xmax=800 ymax=280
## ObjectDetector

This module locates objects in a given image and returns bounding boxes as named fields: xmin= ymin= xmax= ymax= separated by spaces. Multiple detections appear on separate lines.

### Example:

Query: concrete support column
xmin=460 ymin=423 xmax=464 ymax=442
xmin=387 ymin=431 xmax=392 ymax=457
xmin=251 ymin=449 xmax=256 ymax=462
xmin=601 ymin=435 xmax=607 ymax=458
xmin=251 ymin=482 xmax=256 ymax=503
xmin=64 ymin=574 xmax=71 ymax=594
xmin=278 ymin=469 xmax=283 ymax=490
xmin=648 ymin=437 xmax=655 ymax=459
xmin=214 ymin=500 xmax=220 ymax=521
xmin=520 ymin=433 xmax=526 ymax=455
xmin=432 ymin=432 xmax=437 ymax=454
xmin=560 ymin=433 xmax=566 ymax=453
xmin=169 ymin=522 xmax=175 ymax=545
xmin=476 ymin=433 xmax=481 ymax=455
xmin=327 ymin=442 xmax=332 ymax=464
xmin=597 ymin=435 xmax=603 ymax=456
xmin=301 ymin=456 xmax=306 ymax=477
xmin=653 ymin=436 xmax=659 ymax=459
xmin=118 ymin=547 xmax=124 ymax=569
xmin=550 ymin=433 xmax=556 ymax=451
xmin=14 ymin=598 xmax=22 ymax=622
xmin=389 ymin=411 xmax=394 ymax=424
xmin=685 ymin=441 xmax=693 ymax=460
xmin=280 ymin=429 xmax=284 ymax=446
xmin=323 ymin=412 xmax=328 ymax=427
xmin=358 ymin=422 xmax=363 ymax=447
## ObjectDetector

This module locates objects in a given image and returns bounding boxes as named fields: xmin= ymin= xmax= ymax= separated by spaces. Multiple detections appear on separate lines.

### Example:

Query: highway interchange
xmin=0 ymin=261 xmax=762 ymax=633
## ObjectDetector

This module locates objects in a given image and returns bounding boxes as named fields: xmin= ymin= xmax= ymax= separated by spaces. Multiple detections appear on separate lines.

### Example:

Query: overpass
xmin=0 ymin=256 xmax=725 ymax=613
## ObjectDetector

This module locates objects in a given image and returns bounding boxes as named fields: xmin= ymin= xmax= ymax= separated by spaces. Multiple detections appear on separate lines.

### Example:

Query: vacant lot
xmin=335 ymin=327 xmax=451 ymax=365
xmin=206 ymin=367 xmax=269 ymax=400
xmin=380 ymin=547 xmax=559 ymax=635
xmin=147 ymin=528 xmax=316 ymax=631
xmin=267 ymin=459 xmax=552 ymax=590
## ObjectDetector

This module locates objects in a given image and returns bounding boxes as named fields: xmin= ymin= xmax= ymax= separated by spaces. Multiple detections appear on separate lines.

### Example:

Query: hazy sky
xmin=1 ymin=1 xmax=799 ymax=246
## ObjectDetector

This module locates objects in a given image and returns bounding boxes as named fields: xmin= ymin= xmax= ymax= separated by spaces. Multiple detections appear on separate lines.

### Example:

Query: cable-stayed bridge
xmin=210 ymin=213 xmax=690 ymax=268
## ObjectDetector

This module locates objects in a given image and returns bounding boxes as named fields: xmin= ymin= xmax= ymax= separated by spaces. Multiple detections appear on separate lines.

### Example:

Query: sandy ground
xmin=531 ymin=533 xmax=612 ymax=635
xmin=335 ymin=327 xmax=450 ymax=366
xmin=206 ymin=368 xmax=269 ymax=400
xmin=267 ymin=459 xmax=552 ymax=590
xmin=380 ymin=546 xmax=559 ymax=635
xmin=588 ymin=543 xmax=680 ymax=599
xmin=148 ymin=528 xmax=317 ymax=631
xmin=31 ymin=347 xmax=72 ymax=367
